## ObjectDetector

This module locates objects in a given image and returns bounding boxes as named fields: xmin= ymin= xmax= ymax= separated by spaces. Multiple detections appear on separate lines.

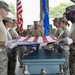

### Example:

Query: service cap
xmin=0 ymin=1 xmax=10 ymax=12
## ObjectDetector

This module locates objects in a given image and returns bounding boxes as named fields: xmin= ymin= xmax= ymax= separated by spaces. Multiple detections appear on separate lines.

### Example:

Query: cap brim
xmin=7 ymin=9 xmax=10 ymax=12
xmin=3 ymin=19 xmax=13 ymax=23
xmin=6 ymin=8 xmax=10 ymax=12
xmin=64 ymin=11 xmax=70 ymax=15
xmin=4 ymin=6 xmax=10 ymax=12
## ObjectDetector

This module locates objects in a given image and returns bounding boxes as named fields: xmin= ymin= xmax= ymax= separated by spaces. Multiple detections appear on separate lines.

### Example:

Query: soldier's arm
xmin=25 ymin=29 xmax=33 ymax=37
xmin=0 ymin=41 xmax=5 ymax=46
xmin=25 ymin=29 xmax=31 ymax=35
xmin=40 ymin=29 xmax=44 ymax=36
xmin=71 ymin=39 xmax=75 ymax=43
xmin=54 ymin=29 xmax=59 ymax=37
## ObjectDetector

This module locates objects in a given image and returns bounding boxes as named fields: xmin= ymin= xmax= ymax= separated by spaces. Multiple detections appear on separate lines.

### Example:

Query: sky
xmin=4 ymin=0 xmax=72 ymax=29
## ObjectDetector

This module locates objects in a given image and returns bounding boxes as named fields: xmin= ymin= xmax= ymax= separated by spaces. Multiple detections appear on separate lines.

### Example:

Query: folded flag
xmin=16 ymin=35 xmax=57 ymax=43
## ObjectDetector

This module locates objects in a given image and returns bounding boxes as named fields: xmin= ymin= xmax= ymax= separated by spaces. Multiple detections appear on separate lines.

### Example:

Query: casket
xmin=22 ymin=49 xmax=65 ymax=75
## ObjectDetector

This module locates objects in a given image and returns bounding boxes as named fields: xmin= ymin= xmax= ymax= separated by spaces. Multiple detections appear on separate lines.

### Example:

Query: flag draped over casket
xmin=16 ymin=35 xmax=57 ymax=43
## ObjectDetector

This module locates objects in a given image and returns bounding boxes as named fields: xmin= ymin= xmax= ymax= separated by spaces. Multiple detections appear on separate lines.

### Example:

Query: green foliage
xmin=49 ymin=2 xmax=74 ymax=18
xmin=9 ymin=2 xmax=16 ymax=18
xmin=0 ymin=0 xmax=16 ymax=18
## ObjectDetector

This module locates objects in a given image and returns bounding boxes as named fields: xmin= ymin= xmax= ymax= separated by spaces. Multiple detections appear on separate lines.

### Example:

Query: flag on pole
xmin=70 ymin=0 xmax=75 ymax=3
xmin=42 ymin=0 xmax=50 ymax=36
xmin=17 ymin=0 xmax=24 ymax=33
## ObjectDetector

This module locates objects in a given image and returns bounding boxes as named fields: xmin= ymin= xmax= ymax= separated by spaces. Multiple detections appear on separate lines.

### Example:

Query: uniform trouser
xmin=17 ymin=46 xmax=25 ymax=66
xmin=54 ymin=44 xmax=70 ymax=75
xmin=62 ymin=49 xmax=70 ymax=75
xmin=7 ymin=47 xmax=17 ymax=75
xmin=69 ymin=48 xmax=75 ymax=75
xmin=53 ymin=44 xmax=63 ymax=54
xmin=0 ymin=49 xmax=8 ymax=75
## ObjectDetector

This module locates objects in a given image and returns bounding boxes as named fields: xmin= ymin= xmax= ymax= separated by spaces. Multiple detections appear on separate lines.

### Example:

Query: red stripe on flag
xmin=16 ymin=36 xmax=21 ymax=40
xmin=50 ymin=35 xmax=56 ymax=40
xmin=23 ymin=37 xmax=30 ymax=42
xmin=17 ymin=1 xmax=21 ymax=5
xmin=17 ymin=6 xmax=22 ymax=11
xmin=33 ymin=37 xmax=38 ymax=42
xmin=17 ymin=9 xmax=22 ymax=14
xmin=42 ymin=36 xmax=48 ymax=42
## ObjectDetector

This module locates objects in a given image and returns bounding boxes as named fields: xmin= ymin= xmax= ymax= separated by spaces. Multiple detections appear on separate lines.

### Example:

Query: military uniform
xmin=4 ymin=18 xmax=18 ymax=75
xmin=7 ymin=30 xmax=12 ymax=40
xmin=3 ymin=17 xmax=17 ymax=75
xmin=0 ymin=20 xmax=8 ymax=75
xmin=54 ymin=28 xmax=62 ymax=37
xmin=29 ymin=28 xmax=44 ymax=37
xmin=9 ymin=27 xmax=18 ymax=74
xmin=9 ymin=19 xmax=24 ymax=68
xmin=27 ymin=21 xmax=44 ymax=37
xmin=17 ymin=46 xmax=25 ymax=68
xmin=69 ymin=23 xmax=75 ymax=75
xmin=58 ymin=29 xmax=69 ymax=39
xmin=59 ymin=29 xmax=70 ymax=75
xmin=58 ymin=17 xmax=70 ymax=75
xmin=0 ymin=1 xmax=10 ymax=75
xmin=6 ymin=30 xmax=16 ymax=75
xmin=9 ymin=28 xmax=18 ymax=39
xmin=53 ymin=18 xmax=63 ymax=37
xmin=39 ymin=20 xmax=45 ymax=35
xmin=6 ymin=30 xmax=12 ymax=75
xmin=40 ymin=27 xmax=44 ymax=35
xmin=64 ymin=5 xmax=75 ymax=75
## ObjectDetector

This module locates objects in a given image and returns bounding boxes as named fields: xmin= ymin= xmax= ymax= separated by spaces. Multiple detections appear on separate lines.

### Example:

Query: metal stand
xmin=59 ymin=64 xmax=64 ymax=75
xmin=41 ymin=68 xmax=46 ymax=75
xmin=24 ymin=65 xmax=30 ymax=75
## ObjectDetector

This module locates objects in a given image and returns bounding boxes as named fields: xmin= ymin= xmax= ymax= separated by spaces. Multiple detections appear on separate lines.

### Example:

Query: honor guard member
xmin=39 ymin=20 xmax=45 ymax=35
xmin=53 ymin=18 xmax=62 ymax=38
xmin=58 ymin=17 xmax=70 ymax=39
xmin=3 ymin=17 xmax=13 ymax=40
xmin=3 ymin=18 xmax=18 ymax=75
xmin=9 ymin=19 xmax=19 ymax=74
xmin=3 ymin=17 xmax=13 ymax=75
xmin=52 ymin=18 xmax=63 ymax=53
xmin=0 ymin=1 xmax=17 ymax=75
xmin=58 ymin=17 xmax=70 ymax=75
xmin=64 ymin=5 xmax=75 ymax=75
xmin=27 ymin=21 xmax=44 ymax=37
xmin=9 ymin=19 xmax=18 ymax=39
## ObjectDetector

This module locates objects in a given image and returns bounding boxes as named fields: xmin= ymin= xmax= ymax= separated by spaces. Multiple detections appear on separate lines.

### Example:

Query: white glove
xmin=5 ymin=41 xmax=17 ymax=49
xmin=63 ymin=37 xmax=73 ymax=45
xmin=55 ymin=40 xmax=59 ymax=44
xmin=55 ymin=39 xmax=63 ymax=44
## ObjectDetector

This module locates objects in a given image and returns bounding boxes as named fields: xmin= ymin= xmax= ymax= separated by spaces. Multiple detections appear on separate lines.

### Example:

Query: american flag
xmin=17 ymin=0 xmax=24 ymax=33
xmin=16 ymin=35 xmax=57 ymax=44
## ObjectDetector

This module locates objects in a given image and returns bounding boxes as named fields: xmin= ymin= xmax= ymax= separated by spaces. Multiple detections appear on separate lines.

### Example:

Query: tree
xmin=9 ymin=2 xmax=16 ymax=18
xmin=49 ymin=2 xmax=74 ymax=18
xmin=0 ymin=0 xmax=16 ymax=18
